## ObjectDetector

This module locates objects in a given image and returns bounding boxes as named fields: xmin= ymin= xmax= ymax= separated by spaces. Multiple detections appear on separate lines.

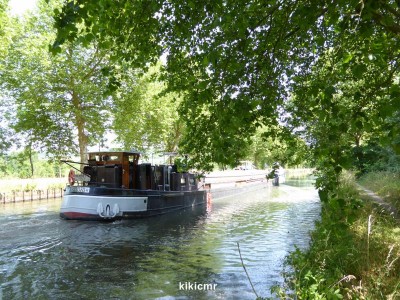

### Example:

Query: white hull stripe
xmin=60 ymin=195 xmax=148 ymax=216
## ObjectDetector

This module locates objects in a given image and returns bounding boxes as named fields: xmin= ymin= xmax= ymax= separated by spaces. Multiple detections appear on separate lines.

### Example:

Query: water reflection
xmin=0 ymin=180 xmax=320 ymax=299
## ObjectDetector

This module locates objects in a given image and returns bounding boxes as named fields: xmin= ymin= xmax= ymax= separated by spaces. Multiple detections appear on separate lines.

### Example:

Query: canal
xmin=0 ymin=178 xmax=320 ymax=299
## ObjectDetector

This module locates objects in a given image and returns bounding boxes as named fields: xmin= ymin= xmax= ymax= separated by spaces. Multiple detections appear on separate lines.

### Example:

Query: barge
xmin=60 ymin=151 xmax=207 ymax=221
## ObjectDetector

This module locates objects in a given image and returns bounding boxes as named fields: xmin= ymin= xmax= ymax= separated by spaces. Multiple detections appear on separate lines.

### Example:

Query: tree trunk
xmin=166 ymin=121 xmax=183 ymax=152
xmin=27 ymin=143 xmax=34 ymax=178
xmin=72 ymin=90 xmax=88 ymax=165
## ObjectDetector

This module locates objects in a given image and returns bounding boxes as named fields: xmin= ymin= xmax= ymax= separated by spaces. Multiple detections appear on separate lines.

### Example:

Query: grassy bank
xmin=273 ymin=173 xmax=400 ymax=299
xmin=358 ymin=171 xmax=400 ymax=213
xmin=0 ymin=177 xmax=66 ymax=193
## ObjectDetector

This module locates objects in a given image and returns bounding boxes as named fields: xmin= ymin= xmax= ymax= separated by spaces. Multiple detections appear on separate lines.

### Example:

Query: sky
xmin=9 ymin=0 xmax=38 ymax=16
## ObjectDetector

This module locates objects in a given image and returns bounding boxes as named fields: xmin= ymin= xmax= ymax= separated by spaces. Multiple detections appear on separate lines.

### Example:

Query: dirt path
xmin=356 ymin=183 xmax=400 ymax=222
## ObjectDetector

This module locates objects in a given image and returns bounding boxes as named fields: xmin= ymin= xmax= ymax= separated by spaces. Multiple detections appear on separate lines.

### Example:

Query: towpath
xmin=356 ymin=183 xmax=400 ymax=223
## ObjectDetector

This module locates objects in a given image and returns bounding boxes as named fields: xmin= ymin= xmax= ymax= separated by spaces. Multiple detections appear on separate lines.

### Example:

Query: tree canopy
xmin=1 ymin=0 xmax=122 ymax=164
xmin=51 ymin=0 xmax=400 ymax=178
xmin=1 ymin=0 xmax=399 ymax=181
xmin=112 ymin=65 xmax=184 ymax=156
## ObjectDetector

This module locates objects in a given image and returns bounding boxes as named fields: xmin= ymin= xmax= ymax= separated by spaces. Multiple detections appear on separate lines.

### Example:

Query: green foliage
xmin=0 ymin=0 xmax=15 ymax=154
xmin=0 ymin=0 xmax=10 ymax=60
xmin=51 ymin=0 xmax=400 ymax=174
xmin=113 ymin=64 xmax=183 ymax=155
xmin=359 ymin=171 xmax=400 ymax=213
xmin=249 ymin=125 xmax=311 ymax=169
xmin=173 ymin=156 xmax=189 ymax=173
xmin=0 ymin=0 xmax=119 ymax=162
xmin=0 ymin=150 xmax=33 ymax=178
xmin=274 ymin=173 xmax=400 ymax=299
xmin=177 ymin=92 xmax=258 ymax=171
xmin=51 ymin=0 xmax=162 ymax=68
xmin=0 ymin=150 xmax=67 ymax=178
xmin=353 ymin=142 xmax=400 ymax=176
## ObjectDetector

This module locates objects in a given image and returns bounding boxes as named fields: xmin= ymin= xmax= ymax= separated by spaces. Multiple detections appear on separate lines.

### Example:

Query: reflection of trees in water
xmin=131 ymin=206 xmax=222 ymax=298
xmin=53 ymin=204 xmax=220 ymax=299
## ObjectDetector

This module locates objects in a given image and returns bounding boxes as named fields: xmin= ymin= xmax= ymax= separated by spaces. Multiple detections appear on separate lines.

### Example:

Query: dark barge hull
xmin=60 ymin=186 xmax=207 ymax=221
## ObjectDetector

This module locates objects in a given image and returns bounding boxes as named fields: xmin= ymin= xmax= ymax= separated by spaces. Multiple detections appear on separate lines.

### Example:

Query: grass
xmin=0 ymin=177 xmax=66 ymax=193
xmin=271 ymin=172 xmax=400 ymax=299
xmin=358 ymin=171 xmax=400 ymax=213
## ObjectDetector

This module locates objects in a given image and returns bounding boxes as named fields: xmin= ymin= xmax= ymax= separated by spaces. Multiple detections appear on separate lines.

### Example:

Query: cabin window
xmin=88 ymin=153 xmax=121 ymax=162
xmin=100 ymin=154 xmax=120 ymax=162
xmin=88 ymin=154 xmax=101 ymax=161
xmin=108 ymin=155 xmax=120 ymax=161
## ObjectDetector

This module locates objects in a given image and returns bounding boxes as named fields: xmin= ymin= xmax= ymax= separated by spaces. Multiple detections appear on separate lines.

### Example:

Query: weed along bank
xmin=275 ymin=173 xmax=400 ymax=299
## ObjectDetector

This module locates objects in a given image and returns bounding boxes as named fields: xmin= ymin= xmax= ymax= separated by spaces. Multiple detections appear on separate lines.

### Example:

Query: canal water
xmin=0 ymin=178 xmax=320 ymax=299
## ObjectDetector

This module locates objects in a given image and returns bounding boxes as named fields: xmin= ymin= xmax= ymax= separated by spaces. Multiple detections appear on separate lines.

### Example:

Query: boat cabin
xmin=80 ymin=151 xmax=198 ymax=191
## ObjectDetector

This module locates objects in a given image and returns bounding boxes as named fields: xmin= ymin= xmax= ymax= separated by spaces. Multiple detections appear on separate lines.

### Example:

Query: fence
xmin=0 ymin=188 xmax=64 ymax=204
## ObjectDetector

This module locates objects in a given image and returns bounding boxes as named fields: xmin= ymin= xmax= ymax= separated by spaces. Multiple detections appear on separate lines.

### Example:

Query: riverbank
xmin=358 ymin=171 xmax=400 ymax=215
xmin=0 ymin=177 xmax=66 ymax=193
xmin=274 ymin=172 xmax=400 ymax=299
xmin=0 ymin=168 xmax=311 ymax=203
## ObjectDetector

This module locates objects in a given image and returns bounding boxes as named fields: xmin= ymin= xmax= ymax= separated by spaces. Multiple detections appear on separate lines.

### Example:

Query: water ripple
xmin=0 ymin=180 xmax=320 ymax=299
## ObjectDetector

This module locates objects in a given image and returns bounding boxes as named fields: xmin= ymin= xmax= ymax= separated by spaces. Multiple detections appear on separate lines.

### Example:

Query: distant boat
xmin=60 ymin=151 xmax=207 ymax=221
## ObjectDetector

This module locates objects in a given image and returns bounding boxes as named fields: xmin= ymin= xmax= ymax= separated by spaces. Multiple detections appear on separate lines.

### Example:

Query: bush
xmin=358 ymin=171 xmax=400 ymax=212
xmin=273 ymin=173 xmax=400 ymax=299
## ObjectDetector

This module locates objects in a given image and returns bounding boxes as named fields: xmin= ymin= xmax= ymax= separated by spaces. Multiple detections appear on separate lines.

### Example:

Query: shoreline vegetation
xmin=272 ymin=172 xmax=400 ymax=300
xmin=0 ymin=167 xmax=313 ymax=194
xmin=0 ymin=177 xmax=66 ymax=193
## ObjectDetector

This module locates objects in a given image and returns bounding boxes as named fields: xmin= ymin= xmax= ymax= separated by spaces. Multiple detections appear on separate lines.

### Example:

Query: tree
xmin=1 ymin=0 xmax=116 ymax=163
xmin=51 ymin=0 xmax=400 ymax=180
xmin=0 ymin=0 xmax=10 ymax=60
xmin=246 ymin=126 xmax=310 ymax=169
xmin=284 ymin=2 xmax=400 ymax=190
xmin=113 ymin=65 xmax=183 ymax=156
xmin=0 ymin=0 xmax=15 ymax=154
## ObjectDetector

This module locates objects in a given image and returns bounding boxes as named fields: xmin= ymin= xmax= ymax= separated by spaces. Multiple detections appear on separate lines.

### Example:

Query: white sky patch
xmin=9 ymin=0 xmax=38 ymax=16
